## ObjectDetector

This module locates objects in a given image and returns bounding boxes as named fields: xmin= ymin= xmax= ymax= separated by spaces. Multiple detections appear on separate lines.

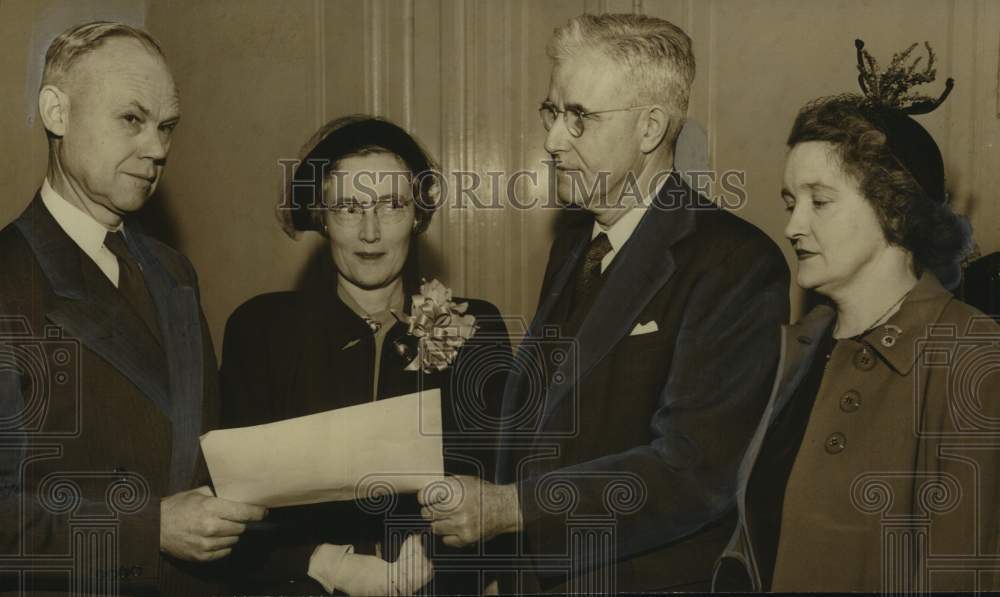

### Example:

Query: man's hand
xmin=418 ymin=475 xmax=522 ymax=547
xmin=160 ymin=485 xmax=267 ymax=562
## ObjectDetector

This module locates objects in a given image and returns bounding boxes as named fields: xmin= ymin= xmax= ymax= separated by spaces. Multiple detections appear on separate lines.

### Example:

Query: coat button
xmin=839 ymin=390 xmax=862 ymax=413
xmin=853 ymin=348 xmax=876 ymax=371
xmin=825 ymin=432 xmax=847 ymax=454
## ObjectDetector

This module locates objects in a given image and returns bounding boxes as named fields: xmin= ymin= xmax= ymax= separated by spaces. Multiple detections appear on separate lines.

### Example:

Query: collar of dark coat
xmin=298 ymin=260 xmax=416 ymax=357
xmin=853 ymin=273 xmax=953 ymax=375
xmin=535 ymin=171 xmax=700 ymax=333
xmin=14 ymin=194 xmax=89 ymax=299
xmin=533 ymin=173 xmax=703 ymax=425
xmin=14 ymin=195 xmax=205 ymax=492
xmin=13 ymin=196 xmax=170 ymax=376
xmin=568 ymin=171 xmax=701 ymax=357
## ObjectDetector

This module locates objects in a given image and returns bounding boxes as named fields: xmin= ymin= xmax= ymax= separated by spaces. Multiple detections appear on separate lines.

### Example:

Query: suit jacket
xmin=0 ymin=197 xmax=220 ymax=596
xmin=218 ymin=264 xmax=511 ymax=595
xmin=495 ymin=173 xmax=790 ymax=592
xmin=714 ymin=274 xmax=1000 ymax=592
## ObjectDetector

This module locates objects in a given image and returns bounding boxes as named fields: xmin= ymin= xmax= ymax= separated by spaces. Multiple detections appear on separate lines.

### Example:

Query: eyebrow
xmin=124 ymin=100 xmax=181 ymax=124
xmin=124 ymin=100 xmax=151 ymax=118
xmin=802 ymin=181 xmax=838 ymax=193
xmin=540 ymin=98 xmax=588 ymax=113
xmin=337 ymin=193 xmax=405 ymax=203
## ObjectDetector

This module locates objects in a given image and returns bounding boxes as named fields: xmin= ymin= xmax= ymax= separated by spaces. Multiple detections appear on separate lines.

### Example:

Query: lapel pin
xmin=881 ymin=324 xmax=902 ymax=348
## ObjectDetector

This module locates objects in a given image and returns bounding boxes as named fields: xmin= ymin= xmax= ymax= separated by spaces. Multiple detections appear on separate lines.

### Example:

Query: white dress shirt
xmin=40 ymin=179 xmax=123 ymax=287
xmin=591 ymin=173 xmax=671 ymax=273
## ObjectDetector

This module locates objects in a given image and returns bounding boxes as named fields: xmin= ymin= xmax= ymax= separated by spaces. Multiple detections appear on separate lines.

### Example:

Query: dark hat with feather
xmin=852 ymin=38 xmax=954 ymax=205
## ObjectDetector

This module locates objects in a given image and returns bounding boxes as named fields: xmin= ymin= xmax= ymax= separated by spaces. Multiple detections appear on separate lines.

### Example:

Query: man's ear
xmin=38 ymin=85 xmax=70 ymax=137
xmin=639 ymin=105 xmax=670 ymax=154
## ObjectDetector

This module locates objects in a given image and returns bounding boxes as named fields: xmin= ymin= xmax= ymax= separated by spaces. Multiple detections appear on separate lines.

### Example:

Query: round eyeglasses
xmin=327 ymin=197 xmax=413 ymax=225
xmin=539 ymin=102 xmax=655 ymax=138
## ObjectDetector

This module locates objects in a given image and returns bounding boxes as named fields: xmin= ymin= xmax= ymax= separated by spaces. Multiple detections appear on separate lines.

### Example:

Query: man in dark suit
xmin=420 ymin=13 xmax=789 ymax=592
xmin=0 ymin=22 xmax=265 ymax=595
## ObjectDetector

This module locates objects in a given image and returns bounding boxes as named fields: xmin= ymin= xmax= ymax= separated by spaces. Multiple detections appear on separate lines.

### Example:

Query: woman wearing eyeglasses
xmin=218 ymin=116 xmax=510 ymax=595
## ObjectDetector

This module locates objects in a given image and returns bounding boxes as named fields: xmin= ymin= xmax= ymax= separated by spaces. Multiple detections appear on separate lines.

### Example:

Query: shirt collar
xmin=590 ymin=171 xmax=670 ymax=249
xmin=40 ymin=178 xmax=121 ymax=253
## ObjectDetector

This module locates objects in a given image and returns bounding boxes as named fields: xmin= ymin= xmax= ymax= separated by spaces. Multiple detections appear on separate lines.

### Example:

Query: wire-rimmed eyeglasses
xmin=326 ymin=197 xmax=413 ymax=225
xmin=539 ymin=101 xmax=655 ymax=138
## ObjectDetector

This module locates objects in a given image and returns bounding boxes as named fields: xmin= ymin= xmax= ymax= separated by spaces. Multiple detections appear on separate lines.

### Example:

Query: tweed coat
xmin=714 ymin=274 xmax=1000 ymax=592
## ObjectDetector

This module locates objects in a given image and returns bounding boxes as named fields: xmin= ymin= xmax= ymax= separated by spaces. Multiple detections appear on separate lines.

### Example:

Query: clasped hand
xmin=311 ymin=534 xmax=433 ymax=596
xmin=160 ymin=485 xmax=267 ymax=562
xmin=417 ymin=475 xmax=522 ymax=547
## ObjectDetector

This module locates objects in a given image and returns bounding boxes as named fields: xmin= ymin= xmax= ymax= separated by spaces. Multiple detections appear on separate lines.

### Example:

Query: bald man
xmin=0 ymin=21 xmax=264 ymax=595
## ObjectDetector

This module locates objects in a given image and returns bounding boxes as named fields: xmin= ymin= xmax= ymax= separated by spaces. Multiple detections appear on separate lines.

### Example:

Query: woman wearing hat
xmin=218 ymin=115 xmax=510 ymax=595
xmin=713 ymin=41 xmax=1000 ymax=592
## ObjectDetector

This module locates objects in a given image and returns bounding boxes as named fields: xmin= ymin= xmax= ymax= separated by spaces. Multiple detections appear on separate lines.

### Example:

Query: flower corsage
xmin=393 ymin=279 xmax=478 ymax=373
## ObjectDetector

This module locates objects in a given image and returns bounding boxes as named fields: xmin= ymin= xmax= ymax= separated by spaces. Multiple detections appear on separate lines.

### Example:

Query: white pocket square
xmin=629 ymin=321 xmax=659 ymax=336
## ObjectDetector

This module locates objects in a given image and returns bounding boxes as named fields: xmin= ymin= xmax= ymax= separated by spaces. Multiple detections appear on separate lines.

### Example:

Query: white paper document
xmin=201 ymin=390 xmax=444 ymax=507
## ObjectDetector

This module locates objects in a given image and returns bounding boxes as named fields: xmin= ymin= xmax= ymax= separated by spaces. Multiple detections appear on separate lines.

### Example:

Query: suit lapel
xmin=768 ymin=304 xmax=835 ymax=421
xmin=734 ymin=304 xmax=834 ymax=490
xmin=15 ymin=199 xmax=172 ymax=416
xmin=530 ymin=225 xmax=591 ymax=338
xmin=735 ymin=303 xmax=834 ymax=570
xmin=495 ymin=223 xmax=590 ymax=483
xmin=539 ymin=174 xmax=696 ymax=426
xmin=126 ymin=225 xmax=205 ymax=492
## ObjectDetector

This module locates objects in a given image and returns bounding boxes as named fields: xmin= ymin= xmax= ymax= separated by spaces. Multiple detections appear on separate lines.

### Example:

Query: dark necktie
xmin=569 ymin=232 xmax=613 ymax=319
xmin=104 ymin=231 xmax=163 ymax=345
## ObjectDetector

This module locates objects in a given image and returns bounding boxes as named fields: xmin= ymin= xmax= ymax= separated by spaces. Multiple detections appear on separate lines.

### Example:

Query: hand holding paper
xmin=418 ymin=475 xmax=523 ymax=547
xmin=160 ymin=485 xmax=267 ymax=562
xmin=201 ymin=391 xmax=444 ymax=507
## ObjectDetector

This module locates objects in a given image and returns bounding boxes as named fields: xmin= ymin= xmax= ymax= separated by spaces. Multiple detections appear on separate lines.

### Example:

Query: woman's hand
xmin=390 ymin=533 xmax=435 ymax=594
xmin=309 ymin=534 xmax=433 ymax=595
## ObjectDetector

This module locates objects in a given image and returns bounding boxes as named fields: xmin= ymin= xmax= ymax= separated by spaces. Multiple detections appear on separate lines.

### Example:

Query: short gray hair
xmin=548 ymin=13 xmax=695 ymax=144
xmin=42 ymin=21 xmax=164 ymax=89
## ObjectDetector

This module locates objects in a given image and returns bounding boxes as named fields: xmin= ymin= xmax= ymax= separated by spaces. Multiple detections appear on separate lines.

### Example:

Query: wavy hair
xmin=787 ymin=95 xmax=971 ymax=276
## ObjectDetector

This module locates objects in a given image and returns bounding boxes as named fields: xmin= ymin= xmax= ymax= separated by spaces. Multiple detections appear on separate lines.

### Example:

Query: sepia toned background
xmin=2 ymin=0 xmax=999 ymax=350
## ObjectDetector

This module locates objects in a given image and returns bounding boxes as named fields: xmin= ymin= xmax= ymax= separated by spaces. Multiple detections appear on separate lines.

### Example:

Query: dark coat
xmin=0 ymin=197 xmax=220 ymax=596
xmin=218 ymin=264 xmax=511 ymax=595
xmin=714 ymin=274 xmax=1000 ymax=592
xmin=494 ymin=173 xmax=791 ymax=592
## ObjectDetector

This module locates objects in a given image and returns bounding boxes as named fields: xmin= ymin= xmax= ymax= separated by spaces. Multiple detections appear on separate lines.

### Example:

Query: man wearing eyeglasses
xmin=420 ymin=13 xmax=789 ymax=592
